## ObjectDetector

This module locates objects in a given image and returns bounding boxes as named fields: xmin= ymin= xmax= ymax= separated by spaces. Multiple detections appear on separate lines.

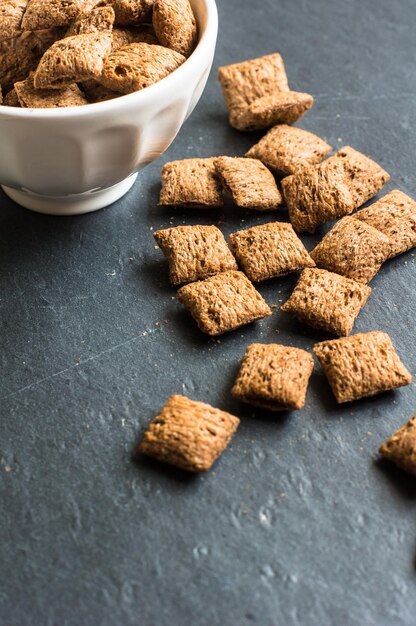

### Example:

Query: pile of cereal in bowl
xmin=0 ymin=0 xmax=197 ymax=107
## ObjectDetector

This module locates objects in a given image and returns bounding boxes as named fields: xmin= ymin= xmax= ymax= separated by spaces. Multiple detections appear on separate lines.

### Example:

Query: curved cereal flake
xmin=66 ymin=6 xmax=115 ymax=36
xmin=33 ymin=32 xmax=112 ymax=88
xmin=100 ymin=42 xmax=185 ymax=94
xmin=0 ymin=0 xmax=28 ymax=41
xmin=153 ymin=0 xmax=197 ymax=57
xmin=21 ymin=0 xmax=83 ymax=31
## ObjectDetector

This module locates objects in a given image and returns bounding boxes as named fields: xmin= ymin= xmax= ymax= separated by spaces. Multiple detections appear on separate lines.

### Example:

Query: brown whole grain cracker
xmin=313 ymin=331 xmax=412 ymax=403
xmin=15 ymin=72 xmax=88 ymax=107
xmin=232 ymin=91 xmax=314 ymax=132
xmin=22 ymin=0 xmax=83 ymax=31
xmin=0 ymin=29 xmax=62 ymax=93
xmin=153 ymin=0 xmax=197 ymax=57
xmin=66 ymin=5 xmax=115 ymax=36
xmin=138 ymin=394 xmax=240 ymax=472
xmin=232 ymin=343 xmax=314 ymax=411
xmin=379 ymin=417 xmax=416 ymax=476
xmin=0 ymin=0 xmax=27 ymax=41
xmin=100 ymin=42 xmax=185 ymax=93
xmin=281 ymin=268 xmax=372 ymax=336
xmin=282 ymin=146 xmax=390 ymax=233
xmin=159 ymin=158 xmax=224 ymax=208
xmin=353 ymin=189 xmax=416 ymax=259
xmin=310 ymin=216 xmax=391 ymax=284
xmin=34 ymin=32 xmax=112 ymax=88
xmin=218 ymin=53 xmax=289 ymax=128
xmin=214 ymin=157 xmax=283 ymax=211
xmin=246 ymin=124 xmax=333 ymax=177
xmin=229 ymin=222 xmax=315 ymax=282
xmin=154 ymin=225 xmax=238 ymax=285
xmin=177 ymin=270 xmax=272 ymax=336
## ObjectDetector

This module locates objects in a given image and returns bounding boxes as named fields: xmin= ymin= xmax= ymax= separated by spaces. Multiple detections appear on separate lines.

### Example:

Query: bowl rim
xmin=0 ymin=0 xmax=218 ymax=119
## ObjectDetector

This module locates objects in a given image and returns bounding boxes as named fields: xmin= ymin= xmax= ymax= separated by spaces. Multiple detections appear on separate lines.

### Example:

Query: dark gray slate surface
xmin=1 ymin=0 xmax=415 ymax=624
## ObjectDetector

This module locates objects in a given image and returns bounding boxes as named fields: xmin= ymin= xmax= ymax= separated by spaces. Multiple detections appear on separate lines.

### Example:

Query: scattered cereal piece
xmin=138 ymin=394 xmax=240 ymax=472
xmin=66 ymin=6 xmax=115 ymax=36
xmin=379 ymin=417 xmax=416 ymax=475
xmin=281 ymin=268 xmax=372 ymax=336
xmin=229 ymin=222 xmax=315 ymax=282
xmin=282 ymin=146 xmax=390 ymax=233
xmin=246 ymin=124 xmax=333 ymax=177
xmin=214 ymin=157 xmax=283 ymax=210
xmin=313 ymin=331 xmax=412 ymax=403
xmin=154 ymin=225 xmax=238 ymax=285
xmin=0 ymin=0 xmax=27 ymax=41
xmin=218 ymin=53 xmax=289 ymax=129
xmin=233 ymin=90 xmax=314 ymax=132
xmin=22 ymin=0 xmax=83 ymax=31
xmin=159 ymin=158 xmax=224 ymax=208
xmin=177 ymin=270 xmax=272 ymax=335
xmin=232 ymin=343 xmax=314 ymax=410
xmin=0 ymin=29 xmax=61 ymax=93
xmin=310 ymin=216 xmax=391 ymax=284
xmin=14 ymin=72 xmax=88 ymax=107
xmin=34 ymin=32 xmax=112 ymax=88
xmin=100 ymin=42 xmax=185 ymax=93
xmin=353 ymin=189 xmax=416 ymax=259
xmin=153 ymin=0 xmax=197 ymax=57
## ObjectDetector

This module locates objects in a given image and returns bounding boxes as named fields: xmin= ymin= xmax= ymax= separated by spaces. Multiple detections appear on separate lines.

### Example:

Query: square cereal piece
xmin=281 ymin=268 xmax=372 ymax=336
xmin=159 ymin=158 xmax=224 ymax=208
xmin=22 ymin=0 xmax=83 ymax=31
xmin=233 ymin=90 xmax=314 ymax=132
xmin=282 ymin=146 xmax=390 ymax=233
xmin=177 ymin=270 xmax=272 ymax=336
xmin=310 ymin=216 xmax=391 ymax=284
xmin=0 ymin=1 xmax=27 ymax=41
xmin=246 ymin=124 xmax=333 ymax=177
xmin=218 ymin=53 xmax=289 ymax=127
xmin=153 ymin=0 xmax=197 ymax=57
xmin=14 ymin=72 xmax=88 ymax=107
xmin=379 ymin=417 xmax=416 ymax=476
xmin=313 ymin=331 xmax=412 ymax=403
xmin=353 ymin=189 xmax=416 ymax=259
xmin=154 ymin=225 xmax=238 ymax=285
xmin=214 ymin=157 xmax=282 ymax=211
xmin=232 ymin=343 xmax=314 ymax=411
xmin=138 ymin=395 xmax=240 ymax=472
xmin=229 ymin=222 xmax=315 ymax=282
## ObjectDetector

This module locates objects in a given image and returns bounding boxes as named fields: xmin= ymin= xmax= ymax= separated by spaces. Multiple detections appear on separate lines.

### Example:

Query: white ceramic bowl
xmin=0 ymin=0 xmax=218 ymax=215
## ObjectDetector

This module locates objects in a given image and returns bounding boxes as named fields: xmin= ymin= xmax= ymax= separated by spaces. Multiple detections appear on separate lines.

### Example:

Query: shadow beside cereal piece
xmin=313 ymin=331 xmax=412 ymax=404
xmin=375 ymin=457 xmax=416 ymax=501
xmin=282 ymin=146 xmax=390 ymax=234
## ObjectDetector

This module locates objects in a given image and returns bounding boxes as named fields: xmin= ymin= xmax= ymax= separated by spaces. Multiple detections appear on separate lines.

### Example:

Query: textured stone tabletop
xmin=0 ymin=0 xmax=415 ymax=624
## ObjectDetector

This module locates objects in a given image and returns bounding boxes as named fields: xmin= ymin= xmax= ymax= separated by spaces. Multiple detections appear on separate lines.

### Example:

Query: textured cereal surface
xmin=100 ymin=42 xmax=185 ymax=93
xmin=111 ymin=25 xmax=159 ymax=50
xmin=96 ymin=0 xmax=154 ymax=26
xmin=66 ymin=6 xmax=115 ymax=36
xmin=379 ymin=417 xmax=416 ymax=476
xmin=354 ymin=189 xmax=416 ymax=259
xmin=229 ymin=222 xmax=315 ymax=282
xmin=218 ymin=53 xmax=289 ymax=124
xmin=313 ymin=331 xmax=412 ymax=403
xmin=159 ymin=158 xmax=224 ymax=208
xmin=282 ymin=146 xmax=390 ymax=233
xmin=0 ymin=0 xmax=27 ymax=41
xmin=232 ymin=343 xmax=314 ymax=410
xmin=34 ymin=32 xmax=112 ymax=88
xmin=281 ymin=268 xmax=372 ymax=336
xmin=0 ymin=29 xmax=62 ymax=93
xmin=246 ymin=124 xmax=333 ymax=176
xmin=153 ymin=0 xmax=197 ymax=57
xmin=138 ymin=395 xmax=240 ymax=472
xmin=214 ymin=157 xmax=282 ymax=210
xmin=3 ymin=87 xmax=20 ymax=106
xmin=22 ymin=0 xmax=83 ymax=31
xmin=154 ymin=225 xmax=238 ymax=285
xmin=177 ymin=270 xmax=272 ymax=336
xmin=15 ymin=72 xmax=88 ymax=107
xmin=231 ymin=90 xmax=313 ymax=132
xmin=311 ymin=216 xmax=391 ymax=284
